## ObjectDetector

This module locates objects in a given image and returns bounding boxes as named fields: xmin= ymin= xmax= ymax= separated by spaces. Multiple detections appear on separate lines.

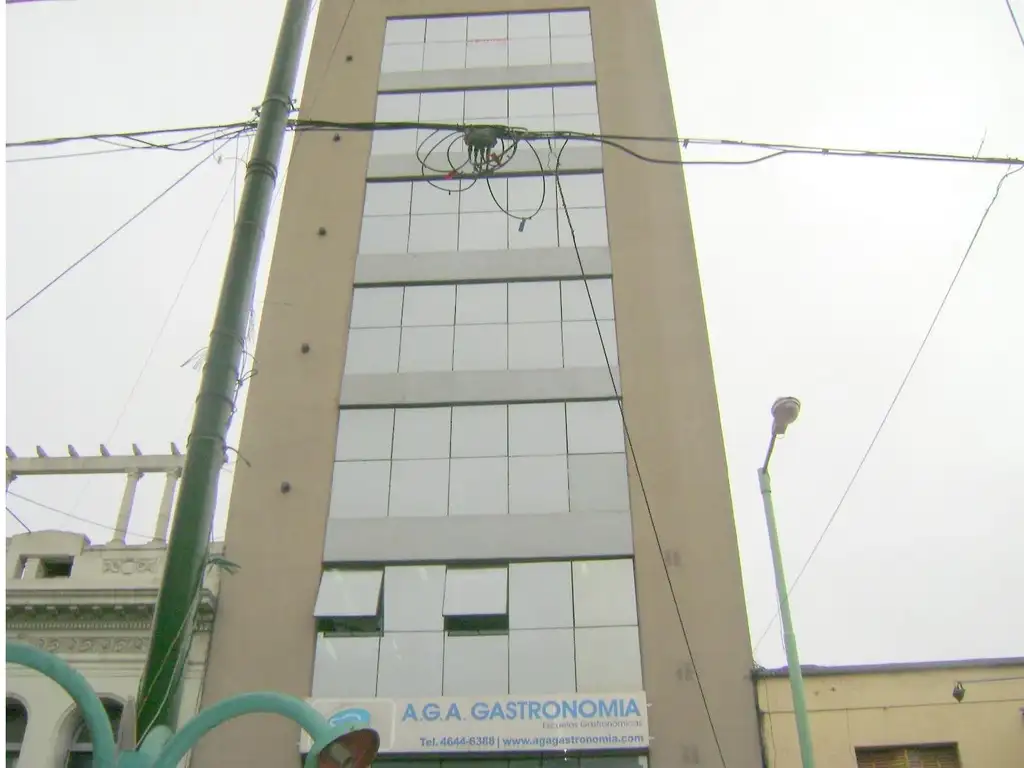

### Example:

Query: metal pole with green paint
xmin=135 ymin=0 xmax=316 ymax=738
xmin=759 ymin=397 xmax=816 ymax=768
xmin=7 ymin=640 xmax=381 ymax=767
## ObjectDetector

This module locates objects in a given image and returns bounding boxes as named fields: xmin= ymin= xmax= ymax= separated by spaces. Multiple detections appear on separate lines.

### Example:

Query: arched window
xmin=65 ymin=698 xmax=122 ymax=768
xmin=5 ymin=698 xmax=28 ymax=768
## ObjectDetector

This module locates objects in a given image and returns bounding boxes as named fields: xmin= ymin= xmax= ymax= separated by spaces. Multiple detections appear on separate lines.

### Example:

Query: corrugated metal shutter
xmin=856 ymin=746 xmax=961 ymax=768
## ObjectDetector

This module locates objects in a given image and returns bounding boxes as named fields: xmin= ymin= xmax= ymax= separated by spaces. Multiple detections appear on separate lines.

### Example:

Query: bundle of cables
xmin=415 ymin=122 xmax=557 ymax=233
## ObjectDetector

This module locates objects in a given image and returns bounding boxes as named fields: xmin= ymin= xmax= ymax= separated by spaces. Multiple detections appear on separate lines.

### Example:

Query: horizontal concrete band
xmin=367 ymin=145 xmax=602 ymax=180
xmin=339 ymin=366 xmax=621 ymax=407
xmin=379 ymin=63 xmax=597 ymax=94
xmin=354 ymin=245 xmax=611 ymax=285
xmin=323 ymin=510 xmax=633 ymax=564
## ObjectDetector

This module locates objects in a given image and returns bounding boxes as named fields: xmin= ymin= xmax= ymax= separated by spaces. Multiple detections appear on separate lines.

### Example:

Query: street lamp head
xmin=316 ymin=727 xmax=380 ymax=767
xmin=952 ymin=682 xmax=966 ymax=703
xmin=771 ymin=397 xmax=802 ymax=436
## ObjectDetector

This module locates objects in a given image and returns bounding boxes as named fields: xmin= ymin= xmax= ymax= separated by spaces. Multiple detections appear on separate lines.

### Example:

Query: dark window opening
xmin=40 ymin=558 xmax=73 ymax=578
xmin=317 ymin=615 xmax=383 ymax=635
xmin=444 ymin=614 xmax=509 ymax=634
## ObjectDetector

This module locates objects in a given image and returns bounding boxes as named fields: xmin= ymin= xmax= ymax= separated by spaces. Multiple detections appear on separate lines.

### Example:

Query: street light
xmin=6 ymin=639 xmax=379 ymax=768
xmin=758 ymin=396 xmax=815 ymax=768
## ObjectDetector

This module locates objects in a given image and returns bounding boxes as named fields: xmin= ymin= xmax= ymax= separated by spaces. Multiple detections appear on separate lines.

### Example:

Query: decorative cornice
xmin=5 ymin=589 xmax=216 ymax=631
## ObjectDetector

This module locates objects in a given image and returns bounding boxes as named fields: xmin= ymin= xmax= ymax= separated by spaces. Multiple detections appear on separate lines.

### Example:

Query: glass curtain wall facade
xmin=316 ymin=9 xmax=641 ymax=766
xmin=193 ymin=3 xmax=762 ymax=768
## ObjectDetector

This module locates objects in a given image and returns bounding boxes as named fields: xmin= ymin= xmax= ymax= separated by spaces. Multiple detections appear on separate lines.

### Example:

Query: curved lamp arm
xmin=150 ymin=692 xmax=334 ymax=768
xmin=6 ymin=640 xmax=118 ymax=768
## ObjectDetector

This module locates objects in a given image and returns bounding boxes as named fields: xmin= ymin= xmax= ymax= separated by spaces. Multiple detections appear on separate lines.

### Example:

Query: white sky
xmin=4 ymin=0 xmax=1023 ymax=670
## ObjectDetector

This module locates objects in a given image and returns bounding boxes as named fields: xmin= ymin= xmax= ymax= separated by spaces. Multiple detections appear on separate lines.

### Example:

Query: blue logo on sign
xmin=328 ymin=707 xmax=371 ymax=734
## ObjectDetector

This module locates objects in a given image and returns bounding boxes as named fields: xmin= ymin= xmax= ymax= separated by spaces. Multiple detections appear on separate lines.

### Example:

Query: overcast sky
xmin=5 ymin=0 xmax=1023 ymax=670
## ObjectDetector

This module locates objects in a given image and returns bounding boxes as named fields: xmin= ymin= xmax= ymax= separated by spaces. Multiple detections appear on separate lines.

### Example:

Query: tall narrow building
xmin=193 ymin=2 xmax=761 ymax=766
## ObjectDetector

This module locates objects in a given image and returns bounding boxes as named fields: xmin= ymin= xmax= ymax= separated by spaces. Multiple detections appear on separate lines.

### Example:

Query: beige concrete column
xmin=152 ymin=468 xmax=181 ymax=543
xmin=110 ymin=470 xmax=142 ymax=545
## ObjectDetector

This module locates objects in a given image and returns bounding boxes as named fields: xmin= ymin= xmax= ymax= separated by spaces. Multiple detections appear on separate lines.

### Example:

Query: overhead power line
xmin=6 ymin=490 xmax=146 ymax=539
xmin=8 ymin=118 xmax=1024 ymax=169
xmin=1005 ymin=0 xmax=1024 ymax=52
xmin=5 ymin=138 xmax=234 ymax=321
xmin=6 ymin=507 xmax=31 ymax=533
xmin=752 ymin=164 xmax=1024 ymax=657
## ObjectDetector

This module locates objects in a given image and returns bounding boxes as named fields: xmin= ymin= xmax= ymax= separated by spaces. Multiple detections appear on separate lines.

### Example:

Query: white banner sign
xmin=302 ymin=692 xmax=649 ymax=755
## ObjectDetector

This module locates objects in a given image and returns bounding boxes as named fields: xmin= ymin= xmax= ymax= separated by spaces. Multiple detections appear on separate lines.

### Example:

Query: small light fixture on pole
xmin=758 ymin=396 xmax=815 ymax=768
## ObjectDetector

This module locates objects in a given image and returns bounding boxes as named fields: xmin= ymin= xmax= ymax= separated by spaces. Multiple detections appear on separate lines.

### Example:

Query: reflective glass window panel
xmin=449 ymin=457 xmax=508 ymax=516
xmin=551 ymin=35 xmax=594 ymax=65
xmin=378 ymin=632 xmax=444 ymax=696
xmin=426 ymin=16 xmax=467 ymax=42
xmin=468 ymin=14 xmax=508 ymax=41
xmin=453 ymin=325 xmax=507 ymax=370
xmin=508 ymin=12 xmax=549 ymax=38
xmin=363 ymin=181 xmax=412 ymax=216
xmin=385 ymin=19 xmax=426 ymax=45
xmin=402 ymin=285 xmax=456 ymax=326
xmin=553 ymin=85 xmax=599 ymax=116
xmin=566 ymin=400 xmax=625 ymax=454
xmin=344 ymin=327 xmax=400 ymax=374
xmin=350 ymin=286 xmax=404 ymax=328
xmin=556 ymin=174 xmax=605 ymax=209
xmin=358 ymin=215 xmax=409 ymax=254
xmin=314 ymin=569 xmax=383 ymax=618
xmin=424 ymin=41 xmax=466 ymax=70
xmin=561 ymin=279 xmax=614 ymax=321
xmin=508 ymin=280 xmax=561 ymax=323
xmin=508 ymin=561 xmax=573 ymax=629
xmin=508 ymin=456 xmax=569 ymax=515
xmin=508 ymin=402 xmax=566 ymax=456
xmin=451 ymin=405 xmax=507 ymax=458
xmin=383 ymin=565 xmax=446 ymax=631
xmin=509 ymin=37 xmax=551 ymax=67
xmin=455 ymin=283 xmax=507 ymax=324
xmin=330 ymin=460 xmax=390 ymax=519
xmin=335 ymin=409 xmax=394 ymax=461
xmin=443 ymin=635 xmax=509 ymax=695
xmin=509 ymin=628 xmax=576 ymax=693
xmin=568 ymin=453 xmax=630 ymax=514
xmin=392 ymin=407 xmax=451 ymax=460
xmin=574 ymin=626 xmax=643 ymax=692
xmin=467 ymin=39 xmax=508 ymax=68
xmin=561 ymin=320 xmax=618 ymax=368
xmin=443 ymin=567 xmax=508 ymax=616
xmin=572 ymin=559 xmax=638 ymax=627
xmin=508 ymin=322 xmax=563 ymax=369
xmin=389 ymin=459 xmax=449 ymax=517
xmin=381 ymin=43 xmax=424 ymax=73
xmin=311 ymin=636 xmax=379 ymax=697
xmin=398 ymin=326 xmax=454 ymax=372
xmin=550 ymin=10 xmax=592 ymax=36
xmin=558 ymin=206 xmax=608 ymax=248
xmin=408 ymin=213 xmax=459 ymax=252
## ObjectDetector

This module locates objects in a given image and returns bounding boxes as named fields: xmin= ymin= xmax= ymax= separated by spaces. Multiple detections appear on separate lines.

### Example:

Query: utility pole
xmin=136 ymin=0 xmax=315 ymax=739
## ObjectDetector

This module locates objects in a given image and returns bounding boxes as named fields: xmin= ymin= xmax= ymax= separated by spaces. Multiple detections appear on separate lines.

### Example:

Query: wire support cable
xmin=751 ymin=164 xmax=1024 ymax=656
xmin=6 ymin=490 xmax=147 ymax=540
xmin=549 ymin=138 xmax=730 ymax=767
xmin=6 ymin=139 xmax=234 ymax=321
